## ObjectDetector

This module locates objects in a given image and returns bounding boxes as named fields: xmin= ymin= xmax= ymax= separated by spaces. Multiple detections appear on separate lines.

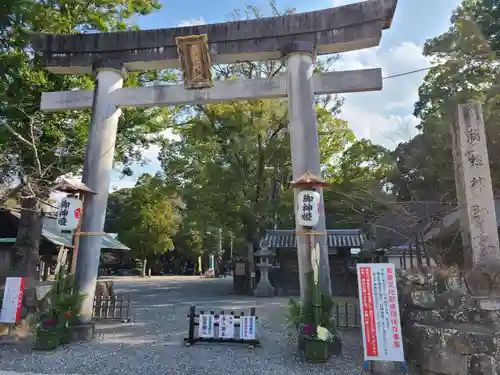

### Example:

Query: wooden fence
xmin=93 ymin=292 xmax=133 ymax=322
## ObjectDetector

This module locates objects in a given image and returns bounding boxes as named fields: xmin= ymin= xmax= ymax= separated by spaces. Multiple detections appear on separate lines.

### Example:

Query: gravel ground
xmin=0 ymin=277 xmax=374 ymax=375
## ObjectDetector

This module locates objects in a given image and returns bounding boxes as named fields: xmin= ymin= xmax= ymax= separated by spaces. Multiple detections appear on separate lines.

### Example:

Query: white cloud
xmin=110 ymin=177 xmax=138 ymax=192
xmin=334 ymin=41 xmax=431 ymax=149
xmin=339 ymin=102 xmax=419 ymax=148
xmin=178 ymin=17 xmax=206 ymax=27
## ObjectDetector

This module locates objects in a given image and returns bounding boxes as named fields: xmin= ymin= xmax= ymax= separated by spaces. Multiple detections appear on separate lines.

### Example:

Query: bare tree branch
xmin=2 ymin=122 xmax=32 ymax=147
xmin=28 ymin=115 xmax=43 ymax=176
xmin=0 ymin=183 xmax=25 ymax=204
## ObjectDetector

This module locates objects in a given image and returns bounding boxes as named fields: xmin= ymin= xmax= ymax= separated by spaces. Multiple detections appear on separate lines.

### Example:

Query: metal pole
xmin=75 ymin=64 xmax=126 ymax=325
xmin=218 ymin=227 xmax=222 ymax=274
xmin=285 ymin=41 xmax=332 ymax=300
xmin=230 ymin=234 xmax=233 ymax=261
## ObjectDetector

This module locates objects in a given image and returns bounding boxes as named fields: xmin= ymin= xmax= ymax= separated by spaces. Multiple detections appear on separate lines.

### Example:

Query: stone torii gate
xmin=30 ymin=0 xmax=398 ymax=327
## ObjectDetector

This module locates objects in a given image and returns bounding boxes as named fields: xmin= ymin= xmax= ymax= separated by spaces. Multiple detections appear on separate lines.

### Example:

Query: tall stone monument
xmin=396 ymin=105 xmax=500 ymax=375
xmin=451 ymin=103 xmax=500 ymax=271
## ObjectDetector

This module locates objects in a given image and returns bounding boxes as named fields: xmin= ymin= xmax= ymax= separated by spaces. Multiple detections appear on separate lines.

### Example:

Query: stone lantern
xmin=254 ymin=240 xmax=275 ymax=297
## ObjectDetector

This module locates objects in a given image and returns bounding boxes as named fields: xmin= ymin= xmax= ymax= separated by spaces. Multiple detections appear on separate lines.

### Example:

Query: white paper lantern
xmin=297 ymin=190 xmax=321 ymax=227
xmin=57 ymin=196 xmax=82 ymax=232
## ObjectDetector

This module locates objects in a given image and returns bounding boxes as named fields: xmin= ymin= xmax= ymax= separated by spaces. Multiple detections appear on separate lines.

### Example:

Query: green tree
xmin=0 ymin=0 xmax=170 ymax=307
xmin=157 ymin=3 xmax=359 ymax=258
xmin=172 ymin=222 xmax=204 ymax=270
xmin=323 ymin=139 xmax=396 ymax=229
xmin=391 ymin=0 xmax=500 ymax=202
xmin=159 ymin=96 xmax=353 ymax=255
xmin=107 ymin=175 xmax=184 ymax=276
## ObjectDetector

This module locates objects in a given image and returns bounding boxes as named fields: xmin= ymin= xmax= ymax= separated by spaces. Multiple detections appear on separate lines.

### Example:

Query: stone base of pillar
xmin=255 ymin=278 xmax=274 ymax=297
xmin=69 ymin=323 xmax=96 ymax=342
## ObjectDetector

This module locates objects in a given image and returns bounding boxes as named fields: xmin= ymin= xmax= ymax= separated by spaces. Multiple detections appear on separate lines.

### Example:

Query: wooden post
xmin=53 ymin=179 xmax=95 ymax=276
xmin=70 ymin=192 xmax=85 ymax=274
xmin=187 ymin=305 xmax=196 ymax=345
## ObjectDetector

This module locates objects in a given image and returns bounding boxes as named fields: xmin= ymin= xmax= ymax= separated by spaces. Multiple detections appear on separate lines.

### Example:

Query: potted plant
xmin=35 ymin=315 xmax=61 ymax=350
xmin=35 ymin=266 xmax=85 ymax=350
xmin=59 ymin=311 xmax=73 ymax=344
xmin=287 ymin=273 xmax=342 ymax=363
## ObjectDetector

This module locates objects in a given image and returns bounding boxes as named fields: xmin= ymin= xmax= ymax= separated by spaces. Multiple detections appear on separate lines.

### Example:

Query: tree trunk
xmin=11 ymin=196 xmax=43 ymax=315
xmin=247 ymin=241 xmax=255 ymax=292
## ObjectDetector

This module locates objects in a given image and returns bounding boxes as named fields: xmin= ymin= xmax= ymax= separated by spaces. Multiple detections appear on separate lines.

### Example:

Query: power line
xmin=382 ymin=66 xmax=438 ymax=80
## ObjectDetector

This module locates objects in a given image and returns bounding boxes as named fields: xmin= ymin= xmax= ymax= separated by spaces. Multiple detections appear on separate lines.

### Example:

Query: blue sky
xmin=109 ymin=0 xmax=462 ymax=190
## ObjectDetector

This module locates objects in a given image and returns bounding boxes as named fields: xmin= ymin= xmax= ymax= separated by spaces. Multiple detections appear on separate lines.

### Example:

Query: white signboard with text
xmin=297 ymin=190 xmax=321 ymax=227
xmin=198 ymin=314 xmax=215 ymax=338
xmin=0 ymin=277 xmax=25 ymax=323
xmin=239 ymin=316 xmax=256 ymax=340
xmin=356 ymin=263 xmax=404 ymax=362
xmin=219 ymin=314 xmax=235 ymax=339
xmin=57 ymin=196 xmax=82 ymax=232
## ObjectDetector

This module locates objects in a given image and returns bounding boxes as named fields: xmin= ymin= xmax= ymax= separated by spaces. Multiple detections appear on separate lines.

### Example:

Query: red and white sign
xmin=356 ymin=263 xmax=404 ymax=362
xmin=57 ymin=196 xmax=82 ymax=232
xmin=0 ymin=277 xmax=25 ymax=323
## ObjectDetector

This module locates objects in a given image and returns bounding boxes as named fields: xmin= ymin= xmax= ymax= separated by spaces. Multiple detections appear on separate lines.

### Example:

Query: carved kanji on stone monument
xmin=452 ymin=103 xmax=500 ymax=271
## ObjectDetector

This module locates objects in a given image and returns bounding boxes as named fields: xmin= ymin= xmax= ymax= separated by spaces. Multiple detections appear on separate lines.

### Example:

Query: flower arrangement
xmin=35 ymin=266 xmax=85 ymax=350
xmin=287 ymin=271 xmax=341 ymax=362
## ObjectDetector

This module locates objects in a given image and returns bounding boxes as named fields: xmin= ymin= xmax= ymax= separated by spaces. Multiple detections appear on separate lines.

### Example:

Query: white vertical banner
xmin=356 ymin=263 xmax=404 ymax=362
xmin=219 ymin=314 xmax=235 ymax=339
xmin=198 ymin=314 xmax=215 ymax=338
xmin=0 ymin=277 xmax=25 ymax=323
xmin=239 ymin=316 xmax=256 ymax=340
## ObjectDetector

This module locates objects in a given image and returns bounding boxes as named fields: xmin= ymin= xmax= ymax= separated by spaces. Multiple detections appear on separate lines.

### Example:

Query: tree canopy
xmin=0 ymin=0 xmax=171 ymax=294
xmin=106 ymin=175 xmax=184 ymax=273
xmin=390 ymin=0 xmax=500 ymax=202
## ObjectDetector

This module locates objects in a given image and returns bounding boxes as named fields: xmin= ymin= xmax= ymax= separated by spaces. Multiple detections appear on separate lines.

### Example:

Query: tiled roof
xmin=262 ymin=229 xmax=365 ymax=248
xmin=5 ymin=211 xmax=129 ymax=251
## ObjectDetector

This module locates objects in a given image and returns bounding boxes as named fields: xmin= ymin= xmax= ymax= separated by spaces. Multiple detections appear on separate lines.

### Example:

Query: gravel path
xmin=0 ymin=277 xmax=368 ymax=375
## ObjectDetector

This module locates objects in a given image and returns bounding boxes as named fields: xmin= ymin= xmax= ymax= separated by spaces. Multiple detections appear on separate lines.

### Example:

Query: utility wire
xmin=382 ymin=66 xmax=437 ymax=80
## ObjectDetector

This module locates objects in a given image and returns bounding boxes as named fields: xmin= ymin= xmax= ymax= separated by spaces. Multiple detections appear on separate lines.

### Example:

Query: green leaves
xmin=322 ymin=139 xmax=396 ymax=229
xmin=106 ymin=175 xmax=184 ymax=259
xmin=393 ymin=0 xmax=500 ymax=202
xmin=157 ymin=92 xmax=358 ymax=248
xmin=1 ymin=0 xmax=170 ymax=193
